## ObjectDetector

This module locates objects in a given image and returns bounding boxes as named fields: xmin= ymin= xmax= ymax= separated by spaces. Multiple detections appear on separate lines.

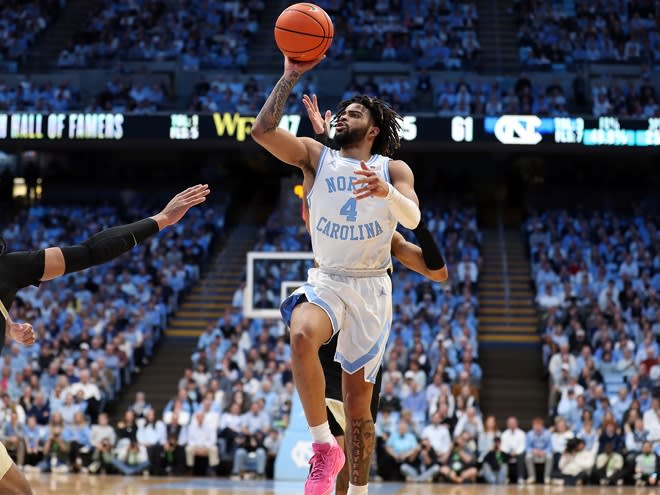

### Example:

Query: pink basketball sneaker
xmin=305 ymin=436 xmax=345 ymax=495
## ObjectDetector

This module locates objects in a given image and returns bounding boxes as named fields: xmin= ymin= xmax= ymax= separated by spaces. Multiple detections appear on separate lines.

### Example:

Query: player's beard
xmin=334 ymin=125 xmax=369 ymax=148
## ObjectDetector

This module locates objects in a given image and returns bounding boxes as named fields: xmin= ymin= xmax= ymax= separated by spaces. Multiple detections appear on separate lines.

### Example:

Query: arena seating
xmin=85 ymin=77 xmax=169 ymax=113
xmin=57 ymin=0 xmax=265 ymax=70
xmin=514 ymin=0 xmax=659 ymax=69
xmin=0 ymin=80 xmax=79 ymax=112
xmin=524 ymin=206 xmax=660 ymax=481
xmin=316 ymin=0 xmax=480 ymax=69
xmin=0 ymin=199 xmax=223 ymax=473
xmin=0 ymin=0 xmax=62 ymax=69
xmin=590 ymin=75 xmax=659 ymax=118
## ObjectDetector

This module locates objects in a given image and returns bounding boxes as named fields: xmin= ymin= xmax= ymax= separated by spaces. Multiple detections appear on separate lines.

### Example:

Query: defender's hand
xmin=8 ymin=320 xmax=36 ymax=346
xmin=302 ymin=94 xmax=331 ymax=134
xmin=353 ymin=161 xmax=389 ymax=200
xmin=155 ymin=184 xmax=210 ymax=228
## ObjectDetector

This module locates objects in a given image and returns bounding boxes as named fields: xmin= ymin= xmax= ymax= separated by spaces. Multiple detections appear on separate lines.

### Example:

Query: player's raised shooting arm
xmin=252 ymin=58 xmax=323 ymax=169
xmin=391 ymin=231 xmax=448 ymax=283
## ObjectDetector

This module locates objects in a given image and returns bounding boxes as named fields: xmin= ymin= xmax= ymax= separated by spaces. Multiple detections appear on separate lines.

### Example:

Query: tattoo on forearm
xmin=347 ymin=418 xmax=375 ymax=485
xmin=256 ymin=72 xmax=301 ymax=132
xmin=337 ymin=462 xmax=349 ymax=493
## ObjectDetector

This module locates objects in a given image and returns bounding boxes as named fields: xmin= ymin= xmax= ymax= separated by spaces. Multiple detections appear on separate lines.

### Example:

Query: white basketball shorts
xmin=281 ymin=267 xmax=392 ymax=383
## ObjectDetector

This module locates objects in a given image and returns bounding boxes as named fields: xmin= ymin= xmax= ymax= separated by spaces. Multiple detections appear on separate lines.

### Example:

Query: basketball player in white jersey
xmin=252 ymin=56 xmax=422 ymax=495
xmin=302 ymin=93 xmax=447 ymax=495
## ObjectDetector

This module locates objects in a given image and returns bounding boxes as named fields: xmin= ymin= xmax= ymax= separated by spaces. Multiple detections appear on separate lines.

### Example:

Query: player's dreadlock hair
xmin=332 ymin=95 xmax=402 ymax=157
xmin=0 ymin=237 xmax=5 ymax=256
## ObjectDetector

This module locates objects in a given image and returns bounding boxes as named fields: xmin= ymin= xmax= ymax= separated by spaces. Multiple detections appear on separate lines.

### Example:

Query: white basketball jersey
xmin=307 ymin=147 xmax=397 ymax=273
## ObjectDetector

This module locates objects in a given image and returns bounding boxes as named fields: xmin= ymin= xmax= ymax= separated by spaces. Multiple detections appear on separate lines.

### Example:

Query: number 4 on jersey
xmin=339 ymin=198 xmax=358 ymax=222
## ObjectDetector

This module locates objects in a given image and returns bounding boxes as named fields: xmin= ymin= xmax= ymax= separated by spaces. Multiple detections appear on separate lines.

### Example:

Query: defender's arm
xmin=391 ymin=231 xmax=448 ymax=283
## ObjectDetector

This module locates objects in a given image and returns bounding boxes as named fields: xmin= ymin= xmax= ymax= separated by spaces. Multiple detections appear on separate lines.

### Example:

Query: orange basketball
xmin=274 ymin=3 xmax=334 ymax=62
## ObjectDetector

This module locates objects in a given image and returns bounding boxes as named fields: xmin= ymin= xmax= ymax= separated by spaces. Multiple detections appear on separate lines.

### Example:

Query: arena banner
xmin=274 ymin=390 xmax=313 ymax=481
xmin=0 ymin=111 xmax=658 ymax=148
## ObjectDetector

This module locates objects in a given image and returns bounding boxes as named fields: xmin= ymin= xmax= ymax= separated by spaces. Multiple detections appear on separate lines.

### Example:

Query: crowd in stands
xmin=523 ymin=206 xmax=660 ymax=485
xmin=317 ymin=0 xmax=481 ymax=70
xmin=190 ymin=74 xmax=318 ymax=115
xmin=84 ymin=77 xmax=169 ymax=113
xmin=591 ymin=74 xmax=659 ymax=118
xmin=0 ymin=0 xmax=62 ymax=67
xmin=0 ymin=79 xmax=79 ymax=113
xmin=514 ymin=0 xmax=659 ymax=69
xmin=0 ymin=198 xmax=223 ymax=473
xmin=345 ymin=72 xmax=534 ymax=116
xmin=341 ymin=72 xmax=658 ymax=117
xmin=57 ymin=0 xmax=265 ymax=70
xmin=2 ymin=71 xmax=656 ymax=118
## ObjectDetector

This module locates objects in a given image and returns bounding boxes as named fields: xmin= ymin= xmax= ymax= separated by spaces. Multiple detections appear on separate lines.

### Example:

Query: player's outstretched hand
xmin=156 ymin=184 xmax=211 ymax=228
xmin=353 ymin=160 xmax=389 ymax=200
xmin=8 ymin=320 xmax=36 ymax=346
xmin=284 ymin=56 xmax=325 ymax=76
xmin=302 ymin=94 xmax=331 ymax=135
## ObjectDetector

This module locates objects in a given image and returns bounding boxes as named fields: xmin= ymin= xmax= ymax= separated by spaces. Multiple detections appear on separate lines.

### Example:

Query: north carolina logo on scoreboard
xmin=494 ymin=115 xmax=542 ymax=145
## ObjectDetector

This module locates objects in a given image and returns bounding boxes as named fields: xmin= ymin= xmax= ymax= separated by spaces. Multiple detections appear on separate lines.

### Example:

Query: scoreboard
xmin=0 ymin=111 xmax=658 ymax=150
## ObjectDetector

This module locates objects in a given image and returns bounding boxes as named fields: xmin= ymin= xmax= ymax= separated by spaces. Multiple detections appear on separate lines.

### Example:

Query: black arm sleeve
xmin=61 ymin=218 xmax=159 ymax=274
xmin=412 ymin=219 xmax=446 ymax=270
xmin=2 ymin=250 xmax=46 ymax=289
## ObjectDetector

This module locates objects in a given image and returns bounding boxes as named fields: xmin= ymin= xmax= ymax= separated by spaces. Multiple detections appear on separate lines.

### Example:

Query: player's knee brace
xmin=61 ymin=218 xmax=158 ymax=274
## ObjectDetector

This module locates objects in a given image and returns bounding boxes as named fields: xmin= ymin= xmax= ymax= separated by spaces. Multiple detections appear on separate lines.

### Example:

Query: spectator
xmin=1 ymin=411 xmax=25 ymax=468
xmin=634 ymin=441 xmax=659 ymax=486
xmin=626 ymin=418 xmax=650 ymax=459
xmin=592 ymin=441 xmax=625 ymax=486
xmin=231 ymin=429 xmax=267 ymax=480
xmin=39 ymin=422 xmax=69 ymax=473
xmin=185 ymin=411 xmax=219 ymax=474
xmin=644 ymin=398 xmax=660 ymax=442
xmin=381 ymin=421 xmax=420 ymax=481
xmin=112 ymin=438 xmax=150 ymax=476
xmin=263 ymin=429 xmax=281 ymax=480
xmin=400 ymin=437 xmax=441 ymax=482
xmin=439 ymin=432 xmax=478 ymax=484
xmin=163 ymin=428 xmax=187 ymax=476
xmin=481 ymin=436 xmax=508 ymax=484
xmin=27 ymin=392 xmax=50 ymax=426
xmin=454 ymin=406 xmax=483 ymax=442
xmin=525 ymin=417 xmax=553 ymax=484
xmin=501 ymin=416 xmax=526 ymax=484
xmin=421 ymin=412 xmax=452 ymax=464
xmin=130 ymin=391 xmax=152 ymax=420
xmin=62 ymin=411 xmax=91 ymax=473
xmin=598 ymin=421 xmax=625 ymax=454
xmin=88 ymin=413 xmax=116 ymax=475
xmin=552 ymin=438 xmax=594 ymax=486
xmin=137 ymin=408 xmax=166 ymax=475
xmin=457 ymin=252 xmax=478 ymax=289
xmin=23 ymin=415 xmax=44 ymax=469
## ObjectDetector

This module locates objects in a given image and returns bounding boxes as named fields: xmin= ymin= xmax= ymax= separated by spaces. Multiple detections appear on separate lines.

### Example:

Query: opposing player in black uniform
xmin=0 ymin=184 xmax=209 ymax=495
xmin=303 ymin=94 xmax=448 ymax=494
xmin=318 ymin=229 xmax=446 ymax=495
